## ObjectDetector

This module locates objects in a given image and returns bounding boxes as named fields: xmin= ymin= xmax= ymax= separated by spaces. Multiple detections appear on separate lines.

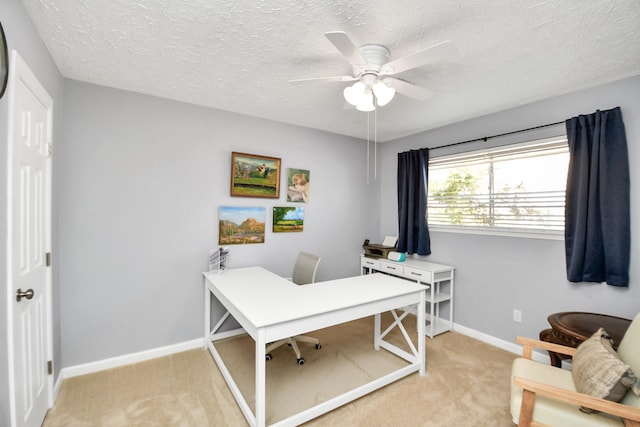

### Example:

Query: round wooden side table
xmin=539 ymin=311 xmax=631 ymax=367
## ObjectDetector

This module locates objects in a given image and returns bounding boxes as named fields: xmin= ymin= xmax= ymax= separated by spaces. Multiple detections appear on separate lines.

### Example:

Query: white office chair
xmin=266 ymin=251 xmax=322 ymax=365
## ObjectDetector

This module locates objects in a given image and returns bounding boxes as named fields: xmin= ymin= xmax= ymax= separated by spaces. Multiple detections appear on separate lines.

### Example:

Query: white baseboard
xmin=54 ymin=322 xmax=550 ymax=390
xmin=59 ymin=338 xmax=205 ymax=381
xmin=53 ymin=372 xmax=64 ymax=401
xmin=453 ymin=322 xmax=550 ymax=364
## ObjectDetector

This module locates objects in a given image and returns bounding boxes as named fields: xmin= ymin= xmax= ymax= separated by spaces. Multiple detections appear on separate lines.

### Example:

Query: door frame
xmin=6 ymin=49 xmax=54 ymax=426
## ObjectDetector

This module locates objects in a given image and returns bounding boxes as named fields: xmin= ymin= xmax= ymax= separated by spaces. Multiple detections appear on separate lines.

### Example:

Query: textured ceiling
xmin=22 ymin=0 xmax=640 ymax=142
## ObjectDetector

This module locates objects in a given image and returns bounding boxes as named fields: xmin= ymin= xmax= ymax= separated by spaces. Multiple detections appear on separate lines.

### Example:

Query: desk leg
xmin=418 ymin=292 xmax=426 ymax=375
xmin=204 ymin=282 xmax=210 ymax=349
xmin=429 ymin=283 xmax=435 ymax=339
xmin=255 ymin=329 xmax=267 ymax=427
xmin=449 ymin=271 xmax=455 ymax=332
xmin=374 ymin=313 xmax=381 ymax=350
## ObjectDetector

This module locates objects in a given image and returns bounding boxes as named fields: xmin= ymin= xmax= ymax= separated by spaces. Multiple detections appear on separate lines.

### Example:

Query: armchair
xmin=510 ymin=313 xmax=640 ymax=426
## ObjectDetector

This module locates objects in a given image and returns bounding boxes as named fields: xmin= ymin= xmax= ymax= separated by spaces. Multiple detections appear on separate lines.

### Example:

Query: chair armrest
xmin=516 ymin=336 xmax=576 ymax=360
xmin=514 ymin=376 xmax=640 ymax=426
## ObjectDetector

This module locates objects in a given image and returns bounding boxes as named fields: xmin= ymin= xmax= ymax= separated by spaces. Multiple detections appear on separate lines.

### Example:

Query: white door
xmin=7 ymin=50 xmax=53 ymax=427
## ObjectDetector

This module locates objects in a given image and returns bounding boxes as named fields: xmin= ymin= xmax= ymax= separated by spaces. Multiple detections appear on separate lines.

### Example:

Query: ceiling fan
xmin=290 ymin=31 xmax=458 ymax=111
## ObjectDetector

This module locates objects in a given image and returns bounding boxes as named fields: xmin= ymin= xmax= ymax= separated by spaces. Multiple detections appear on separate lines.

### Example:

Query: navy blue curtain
xmin=565 ymin=107 xmax=630 ymax=287
xmin=397 ymin=148 xmax=431 ymax=255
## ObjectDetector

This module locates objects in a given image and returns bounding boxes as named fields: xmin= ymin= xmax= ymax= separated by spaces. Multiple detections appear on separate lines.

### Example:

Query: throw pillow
xmin=572 ymin=327 xmax=638 ymax=413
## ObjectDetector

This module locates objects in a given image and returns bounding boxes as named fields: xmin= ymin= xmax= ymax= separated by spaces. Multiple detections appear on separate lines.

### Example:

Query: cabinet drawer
xmin=361 ymin=257 xmax=380 ymax=270
xmin=380 ymin=261 xmax=403 ymax=275
xmin=403 ymin=266 xmax=433 ymax=283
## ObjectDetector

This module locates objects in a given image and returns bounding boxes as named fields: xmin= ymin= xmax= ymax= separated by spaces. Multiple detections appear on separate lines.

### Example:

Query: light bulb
xmin=372 ymin=81 xmax=396 ymax=107
xmin=343 ymin=82 xmax=366 ymax=106
xmin=356 ymin=91 xmax=375 ymax=112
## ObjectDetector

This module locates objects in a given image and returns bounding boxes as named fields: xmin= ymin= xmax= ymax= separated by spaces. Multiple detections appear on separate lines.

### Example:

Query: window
xmin=427 ymin=137 xmax=569 ymax=238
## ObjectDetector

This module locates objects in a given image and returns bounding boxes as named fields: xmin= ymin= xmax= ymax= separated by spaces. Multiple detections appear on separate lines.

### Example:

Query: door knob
xmin=16 ymin=288 xmax=34 ymax=302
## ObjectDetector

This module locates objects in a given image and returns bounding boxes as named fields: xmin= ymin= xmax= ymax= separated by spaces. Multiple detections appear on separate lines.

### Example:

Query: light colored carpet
xmin=43 ymin=314 xmax=517 ymax=426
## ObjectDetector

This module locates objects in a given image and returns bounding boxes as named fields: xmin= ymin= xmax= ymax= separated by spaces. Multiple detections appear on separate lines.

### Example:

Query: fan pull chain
xmin=366 ymin=111 xmax=370 ymax=184
xmin=374 ymin=103 xmax=377 ymax=180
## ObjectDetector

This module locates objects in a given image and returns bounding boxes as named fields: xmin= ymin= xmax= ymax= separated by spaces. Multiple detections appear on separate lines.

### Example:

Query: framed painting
xmin=273 ymin=206 xmax=304 ymax=232
xmin=219 ymin=206 xmax=266 ymax=245
xmin=231 ymin=152 xmax=281 ymax=198
xmin=286 ymin=168 xmax=310 ymax=203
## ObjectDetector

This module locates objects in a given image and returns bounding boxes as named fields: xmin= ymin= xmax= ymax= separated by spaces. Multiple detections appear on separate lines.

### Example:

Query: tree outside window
xmin=427 ymin=138 xmax=569 ymax=234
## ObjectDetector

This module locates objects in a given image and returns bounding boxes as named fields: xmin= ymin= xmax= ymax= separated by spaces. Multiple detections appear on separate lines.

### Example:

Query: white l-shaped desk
xmin=203 ymin=267 xmax=427 ymax=427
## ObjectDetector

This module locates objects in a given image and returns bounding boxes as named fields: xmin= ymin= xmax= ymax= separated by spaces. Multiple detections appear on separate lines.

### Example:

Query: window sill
xmin=428 ymin=224 xmax=564 ymax=241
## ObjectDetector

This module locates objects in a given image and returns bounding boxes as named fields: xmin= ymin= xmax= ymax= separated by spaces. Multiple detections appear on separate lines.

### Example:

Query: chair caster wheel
xmin=315 ymin=343 xmax=321 ymax=350
xmin=297 ymin=358 xmax=305 ymax=365
xmin=266 ymin=353 xmax=272 ymax=361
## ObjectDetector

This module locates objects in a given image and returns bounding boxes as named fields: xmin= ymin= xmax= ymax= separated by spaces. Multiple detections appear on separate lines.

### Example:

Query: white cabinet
xmin=360 ymin=255 xmax=455 ymax=338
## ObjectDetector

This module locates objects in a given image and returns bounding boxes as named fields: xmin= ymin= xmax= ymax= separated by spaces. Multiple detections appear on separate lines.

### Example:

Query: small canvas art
xmin=273 ymin=206 xmax=304 ymax=233
xmin=287 ymin=168 xmax=310 ymax=203
xmin=219 ymin=206 xmax=266 ymax=245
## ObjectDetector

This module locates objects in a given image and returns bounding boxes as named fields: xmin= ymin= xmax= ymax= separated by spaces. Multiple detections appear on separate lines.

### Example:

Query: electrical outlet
xmin=513 ymin=309 xmax=522 ymax=323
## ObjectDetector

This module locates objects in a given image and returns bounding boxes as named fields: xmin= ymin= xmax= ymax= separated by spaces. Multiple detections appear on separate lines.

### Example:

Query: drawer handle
xmin=410 ymin=272 xmax=422 ymax=276
xmin=387 ymin=266 xmax=396 ymax=270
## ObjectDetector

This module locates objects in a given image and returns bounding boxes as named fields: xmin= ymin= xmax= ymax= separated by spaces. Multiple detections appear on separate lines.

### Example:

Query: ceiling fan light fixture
xmin=355 ymin=91 xmax=375 ymax=112
xmin=343 ymin=81 xmax=367 ymax=106
xmin=372 ymin=81 xmax=396 ymax=107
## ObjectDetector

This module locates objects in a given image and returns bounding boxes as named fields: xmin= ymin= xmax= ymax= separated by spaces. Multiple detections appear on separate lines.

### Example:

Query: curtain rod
xmin=430 ymin=120 xmax=565 ymax=151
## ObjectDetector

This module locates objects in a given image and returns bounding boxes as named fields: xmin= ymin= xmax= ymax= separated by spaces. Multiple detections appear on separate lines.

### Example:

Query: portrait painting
xmin=286 ymin=168 xmax=310 ymax=203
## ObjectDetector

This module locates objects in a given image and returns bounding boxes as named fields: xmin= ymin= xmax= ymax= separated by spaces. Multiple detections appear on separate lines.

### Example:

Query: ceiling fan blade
xmin=380 ymin=40 xmax=458 ymax=76
xmin=325 ymin=31 xmax=368 ymax=71
xmin=383 ymin=78 xmax=433 ymax=101
xmin=289 ymin=75 xmax=357 ymax=83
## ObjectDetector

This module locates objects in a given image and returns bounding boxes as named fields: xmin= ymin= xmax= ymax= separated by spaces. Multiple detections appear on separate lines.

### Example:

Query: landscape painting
xmin=273 ymin=206 xmax=304 ymax=233
xmin=219 ymin=206 xmax=266 ymax=245
xmin=231 ymin=152 xmax=281 ymax=198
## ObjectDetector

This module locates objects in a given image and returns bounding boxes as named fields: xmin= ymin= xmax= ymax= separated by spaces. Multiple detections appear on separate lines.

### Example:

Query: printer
xmin=362 ymin=236 xmax=398 ymax=259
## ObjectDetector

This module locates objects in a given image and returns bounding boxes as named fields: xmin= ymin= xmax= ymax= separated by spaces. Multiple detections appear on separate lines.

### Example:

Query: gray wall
xmin=58 ymin=80 xmax=376 ymax=367
xmin=378 ymin=75 xmax=640 ymax=344
xmin=0 ymin=0 xmax=64 ymax=425
xmin=59 ymin=75 xmax=640 ymax=370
